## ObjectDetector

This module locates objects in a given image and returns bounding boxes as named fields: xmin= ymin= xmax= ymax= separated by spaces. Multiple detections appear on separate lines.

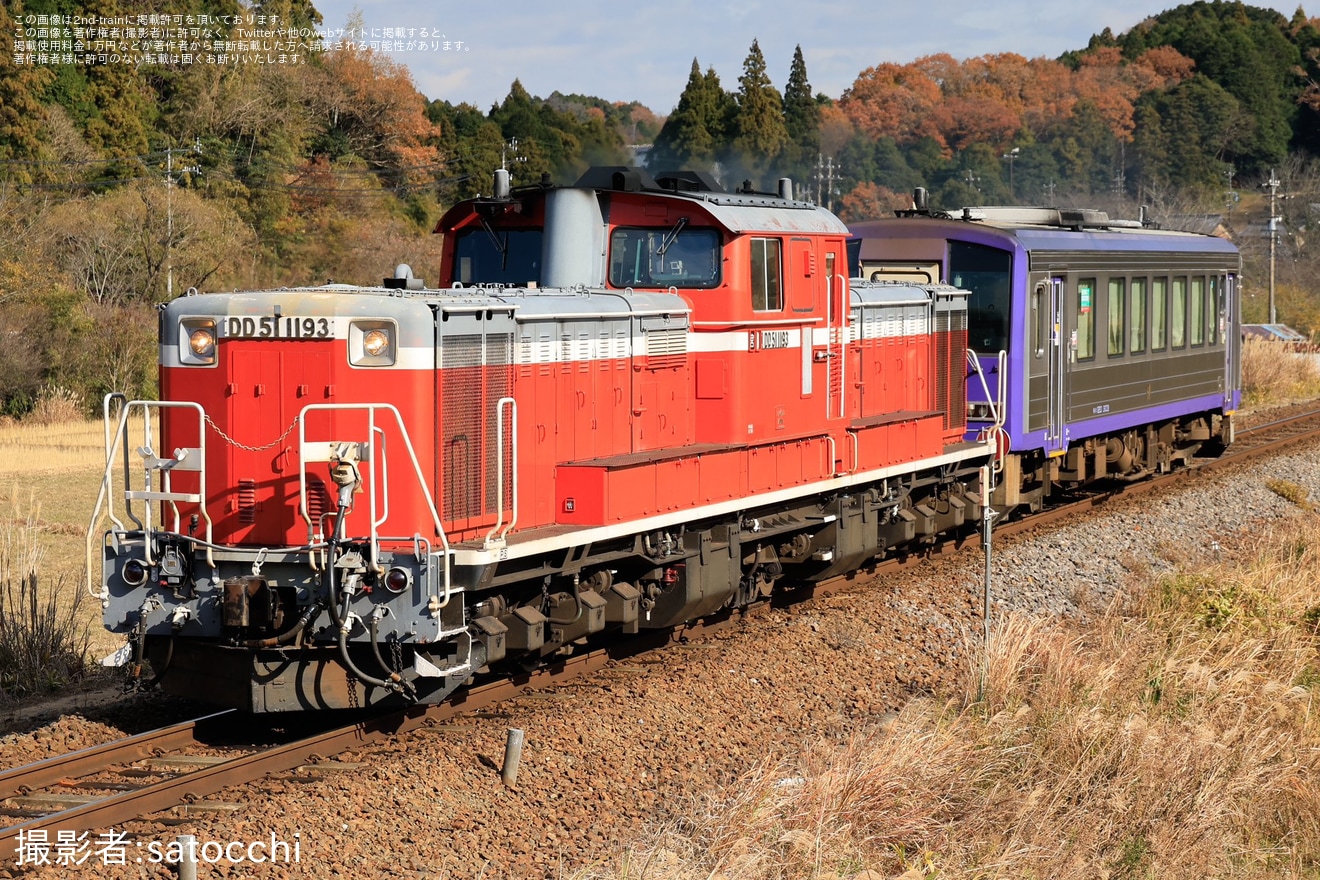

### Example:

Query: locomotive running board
xmin=451 ymin=441 xmax=991 ymax=567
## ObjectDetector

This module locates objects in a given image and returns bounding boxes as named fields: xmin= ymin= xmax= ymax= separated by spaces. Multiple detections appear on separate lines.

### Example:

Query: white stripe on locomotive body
xmin=161 ymin=282 xmax=951 ymax=371
xmin=454 ymin=442 xmax=988 ymax=567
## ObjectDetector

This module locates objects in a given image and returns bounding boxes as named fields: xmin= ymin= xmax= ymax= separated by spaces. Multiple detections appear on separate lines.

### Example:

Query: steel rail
xmin=7 ymin=405 xmax=1320 ymax=864
xmin=0 ymin=710 xmax=235 ymax=802
xmin=0 ymin=650 xmax=625 ymax=863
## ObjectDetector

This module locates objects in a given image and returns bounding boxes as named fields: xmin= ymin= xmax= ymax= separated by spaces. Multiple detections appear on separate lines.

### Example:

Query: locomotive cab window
xmin=949 ymin=241 xmax=1011 ymax=354
xmin=609 ymin=226 xmax=720 ymax=289
xmin=751 ymin=237 xmax=783 ymax=311
xmin=452 ymin=228 xmax=543 ymax=287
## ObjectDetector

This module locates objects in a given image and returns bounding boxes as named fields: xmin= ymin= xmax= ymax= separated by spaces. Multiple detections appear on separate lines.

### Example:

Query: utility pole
xmin=1001 ymin=147 xmax=1019 ymax=201
xmin=1263 ymin=168 xmax=1281 ymax=325
xmin=814 ymin=154 xmax=839 ymax=211
xmin=500 ymin=138 xmax=527 ymax=180
xmin=164 ymin=139 xmax=202 ymax=300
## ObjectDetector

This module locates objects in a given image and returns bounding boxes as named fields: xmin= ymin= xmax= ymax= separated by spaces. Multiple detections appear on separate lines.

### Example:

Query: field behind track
xmin=1 ymin=416 xmax=132 ymax=658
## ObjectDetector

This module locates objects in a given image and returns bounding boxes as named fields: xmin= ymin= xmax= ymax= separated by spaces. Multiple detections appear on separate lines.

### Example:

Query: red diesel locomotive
xmin=89 ymin=167 xmax=992 ymax=711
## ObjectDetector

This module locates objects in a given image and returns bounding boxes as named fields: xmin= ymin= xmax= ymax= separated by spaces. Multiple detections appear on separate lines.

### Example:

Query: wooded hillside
xmin=2 ymin=0 xmax=1318 ymax=416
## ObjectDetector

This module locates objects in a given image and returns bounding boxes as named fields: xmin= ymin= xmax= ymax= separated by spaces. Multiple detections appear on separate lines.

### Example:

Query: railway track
xmin=5 ymin=405 xmax=1320 ymax=867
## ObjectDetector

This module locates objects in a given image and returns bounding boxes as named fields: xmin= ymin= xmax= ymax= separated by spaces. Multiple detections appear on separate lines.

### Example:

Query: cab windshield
xmin=451 ymin=228 xmax=543 ymax=286
xmin=949 ymin=240 xmax=1012 ymax=354
xmin=609 ymin=227 xmax=720 ymax=288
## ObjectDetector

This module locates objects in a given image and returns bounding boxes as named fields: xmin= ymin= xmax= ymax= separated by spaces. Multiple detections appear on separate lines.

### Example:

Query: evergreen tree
xmin=1116 ymin=2 xmax=1297 ymax=172
xmin=730 ymin=39 xmax=788 ymax=180
xmin=650 ymin=59 xmax=727 ymax=171
xmin=782 ymin=45 xmax=821 ymax=181
xmin=489 ymin=80 xmax=557 ymax=183
xmin=0 ymin=2 xmax=51 ymax=179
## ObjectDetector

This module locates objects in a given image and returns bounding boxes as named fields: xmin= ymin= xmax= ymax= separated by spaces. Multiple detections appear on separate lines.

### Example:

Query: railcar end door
xmin=1223 ymin=274 xmax=1239 ymax=410
xmin=1046 ymin=276 xmax=1066 ymax=455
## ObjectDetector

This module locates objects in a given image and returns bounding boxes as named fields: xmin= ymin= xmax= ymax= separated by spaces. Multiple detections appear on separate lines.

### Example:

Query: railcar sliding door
xmin=1047 ymin=277 xmax=1066 ymax=454
xmin=1223 ymin=274 xmax=1239 ymax=410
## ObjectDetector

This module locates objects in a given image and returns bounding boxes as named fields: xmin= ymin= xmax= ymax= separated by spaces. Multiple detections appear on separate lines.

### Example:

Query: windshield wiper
xmin=657 ymin=217 xmax=688 ymax=256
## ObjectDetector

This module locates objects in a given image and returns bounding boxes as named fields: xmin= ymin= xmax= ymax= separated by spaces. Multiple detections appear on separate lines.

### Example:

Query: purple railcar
xmin=850 ymin=203 xmax=1240 ymax=513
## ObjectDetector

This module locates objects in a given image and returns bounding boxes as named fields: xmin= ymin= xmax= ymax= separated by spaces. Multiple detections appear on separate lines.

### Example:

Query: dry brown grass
xmin=1241 ymin=337 xmax=1320 ymax=407
xmin=0 ymin=415 xmax=109 ymax=476
xmin=590 ymin=517 xmax=1320 ymax=880
xmin=0 ymin=413 xmax=140 ymax=657
xmin=26 ymin=384 xmax=86 ymax=426
xmin=0 ymin=492 xmax=91 ymax=701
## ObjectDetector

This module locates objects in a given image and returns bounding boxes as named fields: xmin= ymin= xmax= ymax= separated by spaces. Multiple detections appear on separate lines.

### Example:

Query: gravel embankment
xmin=3 ymin=422 xmax=1318 ymax=880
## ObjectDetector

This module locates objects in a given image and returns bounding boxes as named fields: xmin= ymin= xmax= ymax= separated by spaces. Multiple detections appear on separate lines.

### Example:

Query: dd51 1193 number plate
xmin=220 ymin=316 xmax=332 ymax=339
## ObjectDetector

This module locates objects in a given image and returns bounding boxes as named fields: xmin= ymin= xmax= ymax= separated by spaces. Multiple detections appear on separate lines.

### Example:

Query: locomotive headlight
xmin=349 ymin=321 xmax=396 ymax=366
xmin=363 ymin=329 xmax=390 ymax=357
xmin=179 ymin=319 xmax=217 ymax=366
xmin=121 ymin=558 xmax=149 ymax=587
xmin=189 ymin=328 xmax=215 ymax=357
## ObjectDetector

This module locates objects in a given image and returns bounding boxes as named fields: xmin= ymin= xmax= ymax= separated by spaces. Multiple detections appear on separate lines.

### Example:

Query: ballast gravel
xmin=3 ymin=410 xmax=1319 ymax=880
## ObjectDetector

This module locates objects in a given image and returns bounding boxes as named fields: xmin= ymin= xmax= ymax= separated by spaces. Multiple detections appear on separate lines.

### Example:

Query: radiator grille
xmin=935 ymin=309 xmax=968 ymax=433
xmin=645 ymin=327 xmax=687 ymax=369
xmin=442 ymin=331 xmax=513 ymax=522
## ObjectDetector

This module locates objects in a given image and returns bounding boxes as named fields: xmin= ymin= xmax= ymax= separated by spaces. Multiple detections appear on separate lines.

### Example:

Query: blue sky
xmin=309 ymin=0 xmax=1309 ymax=113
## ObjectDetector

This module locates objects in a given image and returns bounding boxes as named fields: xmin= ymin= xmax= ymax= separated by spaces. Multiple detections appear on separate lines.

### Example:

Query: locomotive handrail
xmin=831 ymin=273 xmax=849 ymax=420
xmin=372 ymin=425 xmax=391 ymax=542
xmin=485 ymin=397 xmax=520 ymax=548
xmin=87 ymin=398 xmax=214 ymax=598
xmin=296 ymin=403 xmax=450 ymax=597
xmin=100 ymin=393 xmax=131 ymax=533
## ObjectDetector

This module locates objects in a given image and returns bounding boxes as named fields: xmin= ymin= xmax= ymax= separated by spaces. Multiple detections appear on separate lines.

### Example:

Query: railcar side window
xmin=1152 ymin=278 xmax=1168 ymax=350
xmin=949 ymin=241 xmax=1011 ymax=354
xmin=751 ymin=238 xmax=783 ymax=311
xmin=1190 ymin=277 xmax=1205 ymax=346
xmin=1130 ymin=278 xmax=1147 ymax=353
xmin=452 ymin=228 xmax=544 ymax=286
xmin=1208 ymin=277 xmax=1219 ymax=345
xmin=1076 ymin=278 xmax=1096 ymax=361
xmin=1171 ymin=277 xmax=1187 ymax=348
xmin=609 ymin=227 xmax=721 ymax=289
xmin=1107 ymin=279 xmax=1125 ymax=357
